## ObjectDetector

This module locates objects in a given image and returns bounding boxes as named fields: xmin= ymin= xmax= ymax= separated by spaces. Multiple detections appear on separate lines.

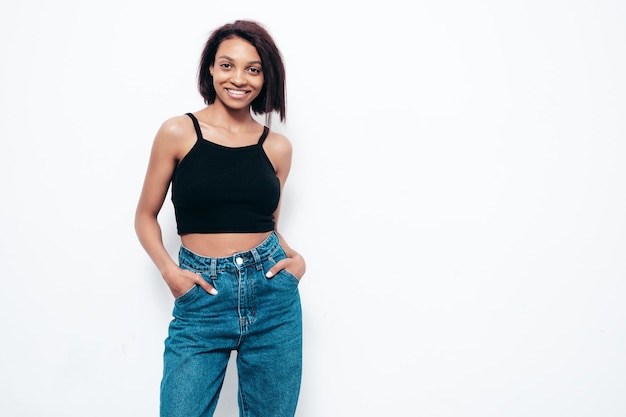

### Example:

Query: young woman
xmin=134 ymin=20 xmax=305 ymax=417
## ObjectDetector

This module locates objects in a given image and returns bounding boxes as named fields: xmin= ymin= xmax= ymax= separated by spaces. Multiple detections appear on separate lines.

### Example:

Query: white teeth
xmin=227 ymin=89 xmax=246 ymax=95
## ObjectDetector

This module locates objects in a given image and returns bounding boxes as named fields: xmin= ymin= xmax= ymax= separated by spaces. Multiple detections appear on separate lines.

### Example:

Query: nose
xmin=231 ymin=69 xmax=246 ymax=86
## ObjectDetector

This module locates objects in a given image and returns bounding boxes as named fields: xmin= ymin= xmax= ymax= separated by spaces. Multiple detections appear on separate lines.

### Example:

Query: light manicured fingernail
xmin=209 ymin=288 xmax=218 ymax=295
xmin=265 ymin=271 xmax=274 ymax=278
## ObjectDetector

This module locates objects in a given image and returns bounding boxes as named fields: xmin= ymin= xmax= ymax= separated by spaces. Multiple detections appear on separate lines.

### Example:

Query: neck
xmin=204 ymin=102 xmax=256 ymax=127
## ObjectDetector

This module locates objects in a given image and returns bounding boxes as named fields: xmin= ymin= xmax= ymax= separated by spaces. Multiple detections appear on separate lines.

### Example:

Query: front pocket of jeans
xmin=268 ymin=246 xmax=301 ymax=285
xmin=174 ymin=283 xmax=198 ymax=303
xmin=266 ymin=256 xmax=300 ymax=286
xmin=279 ymin=268 xmax=300 ymax=285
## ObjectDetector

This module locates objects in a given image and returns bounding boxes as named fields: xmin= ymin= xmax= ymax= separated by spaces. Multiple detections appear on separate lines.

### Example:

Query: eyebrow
xmin=216 ymin=55 xmax=262 ymax=66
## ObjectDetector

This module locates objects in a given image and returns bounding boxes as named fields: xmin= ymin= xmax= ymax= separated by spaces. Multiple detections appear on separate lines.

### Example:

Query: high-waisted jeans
xmin=160 ymin=232 xmax=302 ymax=417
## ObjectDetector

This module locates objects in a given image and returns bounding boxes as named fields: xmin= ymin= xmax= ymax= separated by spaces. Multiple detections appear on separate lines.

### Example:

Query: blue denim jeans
xmin=160 ymin=232 xmax=302 ymax=417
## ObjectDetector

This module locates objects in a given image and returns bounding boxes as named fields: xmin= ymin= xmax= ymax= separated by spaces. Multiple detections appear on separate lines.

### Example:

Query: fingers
xmin=265 ymin=258 xmax=284 ymax=278
xmin=266 ymin=258 xmax=304 ymax=280
xmin=177 ymin=269 xmax=217 ymax=296
xmin=192 ymin=272 xmax=218 ymax=295
xmin=196 ymin=276 xmax=218 ymax=295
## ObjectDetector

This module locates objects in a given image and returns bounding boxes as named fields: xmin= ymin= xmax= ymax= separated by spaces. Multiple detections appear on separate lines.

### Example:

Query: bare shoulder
xmin=264 ymin=130 xmax=293 ymax=157
xmin=156 ymin=114 xmax=195 ymax=143
xmin=264 ymin=130 xmax=293 ymax=177
xmin=153 ymin=114 xmax=196 ymax=160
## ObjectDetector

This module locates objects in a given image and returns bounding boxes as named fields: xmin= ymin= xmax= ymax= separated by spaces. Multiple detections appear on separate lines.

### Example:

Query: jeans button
xmin=235 ymin=257 xmax=244 ymax=266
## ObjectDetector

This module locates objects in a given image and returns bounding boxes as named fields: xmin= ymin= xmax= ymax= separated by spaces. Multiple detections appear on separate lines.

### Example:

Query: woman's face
xmin=210 ymin=37 xmax=264 ymax=111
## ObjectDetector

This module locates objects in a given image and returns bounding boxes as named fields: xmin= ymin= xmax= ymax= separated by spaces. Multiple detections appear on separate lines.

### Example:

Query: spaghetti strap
xmin=185 ymin=113 xmax=203 ymax=141
xmin=257 ymin=126 xmax=270 ymax=145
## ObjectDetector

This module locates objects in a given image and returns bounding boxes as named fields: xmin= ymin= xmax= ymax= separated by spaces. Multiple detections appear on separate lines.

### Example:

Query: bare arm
xmin=263 ymin=131 xmax=306 ymax=279
xmin=134 ymin=117 xmax=217 ymax=296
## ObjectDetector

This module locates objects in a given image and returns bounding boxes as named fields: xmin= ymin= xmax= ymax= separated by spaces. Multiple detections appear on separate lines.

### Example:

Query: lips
xmin=226 ymin=88 xmax=249 ymax=97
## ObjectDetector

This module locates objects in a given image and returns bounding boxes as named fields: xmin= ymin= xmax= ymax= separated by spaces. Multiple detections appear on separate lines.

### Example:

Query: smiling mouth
xmin=226 ymin=88 xmax=249 ymax=96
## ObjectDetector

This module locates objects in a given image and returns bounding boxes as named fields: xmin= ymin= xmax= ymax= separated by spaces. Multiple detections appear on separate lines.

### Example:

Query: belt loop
xmin=210 ymin=257 xmax=217 ymax=279
xmin=251 ymin=248 xmax=263 ymax=270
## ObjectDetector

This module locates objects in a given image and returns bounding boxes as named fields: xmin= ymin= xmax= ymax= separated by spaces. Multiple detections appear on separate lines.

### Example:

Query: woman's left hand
xmin=266 ymin=253 xmax=306 ymax=280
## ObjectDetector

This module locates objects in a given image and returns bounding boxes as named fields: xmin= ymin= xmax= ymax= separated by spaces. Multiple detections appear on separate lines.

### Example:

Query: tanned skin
xmin=134 ymin=37 xmax=305 ymax=298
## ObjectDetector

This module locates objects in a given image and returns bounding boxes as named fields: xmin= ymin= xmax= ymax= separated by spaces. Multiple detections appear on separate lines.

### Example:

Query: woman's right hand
xmin=162 ymin=266 xmax=218 ymax=298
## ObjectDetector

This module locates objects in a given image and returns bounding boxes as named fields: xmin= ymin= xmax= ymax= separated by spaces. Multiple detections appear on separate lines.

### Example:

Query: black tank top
xmin=170 ymin=113 xmax=280 ymax=234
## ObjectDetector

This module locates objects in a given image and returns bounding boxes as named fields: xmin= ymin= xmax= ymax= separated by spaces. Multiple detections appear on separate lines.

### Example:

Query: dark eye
xmin=220 ymin=63 xmax=232 ymax=69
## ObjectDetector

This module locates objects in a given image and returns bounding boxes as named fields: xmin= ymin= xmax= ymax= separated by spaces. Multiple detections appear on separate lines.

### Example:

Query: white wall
xmin=1 ymin=1 xmax=625 ymax=416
